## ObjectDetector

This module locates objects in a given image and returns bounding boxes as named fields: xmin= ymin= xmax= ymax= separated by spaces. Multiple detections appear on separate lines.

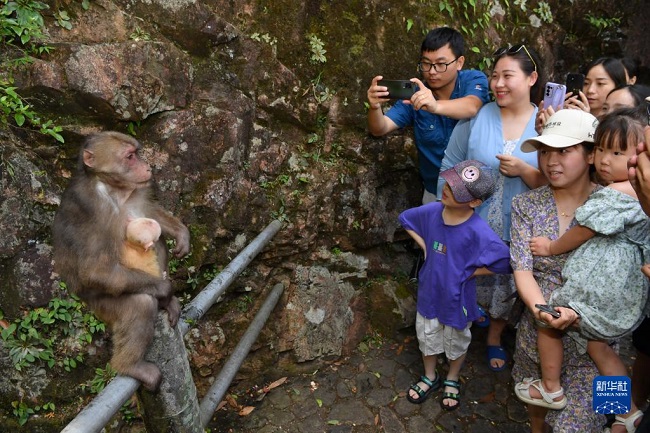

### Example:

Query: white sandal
xmin=514 ymin=377 xmax=567 ymax=410
xmin=613 ymin=410 xmax=643 ymax=432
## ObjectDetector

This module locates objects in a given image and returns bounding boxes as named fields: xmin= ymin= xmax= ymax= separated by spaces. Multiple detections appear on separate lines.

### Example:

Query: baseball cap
xmin=521 ymin=109 xmax=599 ymax=152
xmin=440 ymin=159 xmax=497 ymax=203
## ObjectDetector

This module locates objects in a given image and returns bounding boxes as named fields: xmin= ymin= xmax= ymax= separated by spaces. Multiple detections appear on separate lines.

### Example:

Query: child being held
xmin=399 ymin=160 xmax=511 ymax=410
xmin=516 ymin=107 xmax=650 ymax=432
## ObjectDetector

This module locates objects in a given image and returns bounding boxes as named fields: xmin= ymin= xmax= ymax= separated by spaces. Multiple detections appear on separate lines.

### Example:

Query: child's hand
xmin=496 ymin=154 xmax=527 ymax=178
xmin=529 ymin=237 xmax=552 ymax=256
xmin=641 ymin=263 xmax=650 ymax=279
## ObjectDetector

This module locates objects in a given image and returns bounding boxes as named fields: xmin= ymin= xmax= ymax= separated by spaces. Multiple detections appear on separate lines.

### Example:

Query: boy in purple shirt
xmin=398 ymin=160 xmax=511 ymax=410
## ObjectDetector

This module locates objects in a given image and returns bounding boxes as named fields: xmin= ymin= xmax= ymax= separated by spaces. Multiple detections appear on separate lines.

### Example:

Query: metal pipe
xmin=61 ymin=220 xmax=283 ymax=433
xmin=61 ymin=377 xmax=139 ymax=433
xmin=199 ymin=282 xmax=285 ymax=427
xmin=179 ymin=219 xmax=283 ymax=336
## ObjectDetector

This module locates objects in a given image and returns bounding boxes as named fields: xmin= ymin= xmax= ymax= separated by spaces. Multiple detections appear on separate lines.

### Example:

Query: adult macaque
xmin=122 ymin=217 xmax=164 ymax=279
xmin=52 ymin=131 xmax=190 ymax=391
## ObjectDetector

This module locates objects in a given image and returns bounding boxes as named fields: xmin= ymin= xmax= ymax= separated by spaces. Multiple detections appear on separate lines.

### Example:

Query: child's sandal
xmin=440 ymin=379 xmax=461 ymax=411
xmin=514 ymin=377 xmax=567 ymax=410
xmin=406 ymin=372 xmax=440 ymax=404
xmin=613 ymin=409 xmax=643 ymax=432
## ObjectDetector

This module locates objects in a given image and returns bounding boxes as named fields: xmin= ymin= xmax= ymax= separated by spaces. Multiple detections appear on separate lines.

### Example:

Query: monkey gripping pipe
xmin=199 ymin=281 xmax=285 ymax=427
xmin=61 ymin=219 xmax=283 ymax=433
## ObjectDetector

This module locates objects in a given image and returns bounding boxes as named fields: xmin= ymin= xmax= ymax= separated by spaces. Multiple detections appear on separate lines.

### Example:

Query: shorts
xmin=415 ymin=312 xmax=471 ymax=360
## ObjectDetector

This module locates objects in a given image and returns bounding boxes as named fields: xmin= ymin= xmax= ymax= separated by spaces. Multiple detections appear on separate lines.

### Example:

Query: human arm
xmin=529 ymin=224 xmax=596 ymax=256
xmin=367 ymin=75 xmax=400 ymax=137
xmin=408 ymin=77 xmax=483 ymax=119
xmin=495 ymin=154 xmax=547 ymax=189
xmin=404 ymin=229 xmax=426 ymax=258
xmin=513 ymin=271 xmax=580 ymax=328
xmin=628 ymin=138 xmax=650 ymax=216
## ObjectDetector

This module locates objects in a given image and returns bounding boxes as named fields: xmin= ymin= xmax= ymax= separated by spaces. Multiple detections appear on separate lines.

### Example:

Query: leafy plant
xmin=0 ymin=81 xmax=64 ymax=142
xmin=11 ymin=400 xmax=54 ymax=425
xmin=585 ymin=14 xmax=621 ymax=35
xmin=1 ymin=0 xmax=67 ymax=142
xmin=0 ymin=0 xmax=48 ymax=47
xmin=0 ymin=291 xmax=105 ymax=372
xmin=307 ymin=33 xmax=327 ymax=63
xmin=236 ymin=294 xmax=253 ymax=312
xmin=129 ymin=26 xmax=151 ymax=42
xmin=82 ymin=363 xmax=117 ymax=394
xmin=53 ymin=9 xmax=72 ymax=29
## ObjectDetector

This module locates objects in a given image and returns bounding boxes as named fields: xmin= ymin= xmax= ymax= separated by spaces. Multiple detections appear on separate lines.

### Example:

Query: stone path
xmin=208 ymin=325 xmax=636 ymax=432
xmin=208 ymin=326 xmax=539 ymax=432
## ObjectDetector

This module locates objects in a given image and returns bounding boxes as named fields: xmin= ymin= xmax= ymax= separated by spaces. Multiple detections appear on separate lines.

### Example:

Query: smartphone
xmin=378 ymin=79 xmax=416 ymax=100
xmin=535 ymin=304 xmax=561 ymax=318
xmin=565 ymin=73 xmax=585 ymax=96
xmin=543 ymin=82 xmax=567 ymax=111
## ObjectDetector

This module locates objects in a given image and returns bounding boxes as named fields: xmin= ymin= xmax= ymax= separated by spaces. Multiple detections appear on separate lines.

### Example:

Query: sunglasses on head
xmin=493 ymin=44 xmax=537 ymax=73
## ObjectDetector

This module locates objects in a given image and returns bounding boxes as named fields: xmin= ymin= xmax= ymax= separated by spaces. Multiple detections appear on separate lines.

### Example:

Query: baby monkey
xmin=122 ymin=217 xmax=165 ymax=279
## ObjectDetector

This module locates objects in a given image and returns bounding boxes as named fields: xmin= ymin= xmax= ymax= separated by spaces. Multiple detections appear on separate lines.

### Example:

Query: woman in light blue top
xmin=438 ymin=44 xmax=547 ymax=371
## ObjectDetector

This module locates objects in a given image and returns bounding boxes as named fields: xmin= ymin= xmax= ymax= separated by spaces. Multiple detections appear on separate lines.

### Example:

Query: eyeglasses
xmin=418 ymin=57 xmax=459 ymax=73
xmin=645 ymin=96 xmax=650 ymax=126
xmin=493 ymin=44 xmax=537 ymax=73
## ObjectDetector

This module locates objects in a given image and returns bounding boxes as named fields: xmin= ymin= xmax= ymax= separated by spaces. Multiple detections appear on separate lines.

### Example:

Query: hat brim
xmin=520 ymin=134 xmax=588 ymax=153
xmin=440 ymin=168 xmax=474 ymax=203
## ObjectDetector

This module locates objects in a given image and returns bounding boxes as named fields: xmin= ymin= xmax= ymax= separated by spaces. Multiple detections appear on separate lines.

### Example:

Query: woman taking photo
xmin=438 ymin=44 xmax=546 ymax=371
xmin=565 ymin=57 xmax=628 ymax=118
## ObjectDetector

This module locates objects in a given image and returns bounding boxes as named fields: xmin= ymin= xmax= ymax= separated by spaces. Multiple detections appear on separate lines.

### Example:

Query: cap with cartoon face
xmin=440 ymin=159 xmax=497 ymax=203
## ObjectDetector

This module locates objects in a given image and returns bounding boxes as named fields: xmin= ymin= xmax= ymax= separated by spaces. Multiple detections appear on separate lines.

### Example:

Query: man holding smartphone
xmin=367 ymin=26 xmax=490 ymax=204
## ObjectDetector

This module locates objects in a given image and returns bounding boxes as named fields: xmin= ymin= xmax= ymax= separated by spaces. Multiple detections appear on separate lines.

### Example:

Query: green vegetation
xmin=307 ymin=33 xmax=327 ymax=64
xmin=1 ymin=289 xmax=105 ymax=425
xmin=0 ymin=290 xmax=105 ymax=372
xmin=0 ymin=0 xmax=67 ymax=142
xmin=12 ymin=400 xmax=55 ymax=426
xmin=586 ymin=14 xmax=621 ymax=35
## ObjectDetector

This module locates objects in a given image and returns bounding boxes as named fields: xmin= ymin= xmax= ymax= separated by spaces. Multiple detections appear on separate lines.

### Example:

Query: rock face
xmin=0 ymin=0 xmax=645 ymax=429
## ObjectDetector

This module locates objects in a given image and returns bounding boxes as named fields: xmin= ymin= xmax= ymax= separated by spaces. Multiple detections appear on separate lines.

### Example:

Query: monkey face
xmin=83 ymin=133 xmax=152 ymax=189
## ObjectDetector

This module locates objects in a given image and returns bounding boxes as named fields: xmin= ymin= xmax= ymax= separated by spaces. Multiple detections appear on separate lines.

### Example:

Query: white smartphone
xmin=543 ymin=82 xmax=567 ymax=111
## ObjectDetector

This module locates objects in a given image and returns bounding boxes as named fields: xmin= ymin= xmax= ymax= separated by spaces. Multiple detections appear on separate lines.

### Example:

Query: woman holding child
xmin=509 ymin=108 xmax=603 ymax=432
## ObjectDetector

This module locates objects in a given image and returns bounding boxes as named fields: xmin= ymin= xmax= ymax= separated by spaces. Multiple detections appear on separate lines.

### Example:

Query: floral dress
xmin=551 ymin=187 xmax=650 ymax=352
xmin=476 ymin=139 xmax=519 ymax=319
xmin=510 ymin=185 xmax=605 ymax=433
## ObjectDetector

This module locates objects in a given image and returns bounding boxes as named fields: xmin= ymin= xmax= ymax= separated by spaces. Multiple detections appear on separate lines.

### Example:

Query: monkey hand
xmin=172 ymin=225 xmax=191 ymax=258
xmin=159 ymin=295 xmax=181 ymax=327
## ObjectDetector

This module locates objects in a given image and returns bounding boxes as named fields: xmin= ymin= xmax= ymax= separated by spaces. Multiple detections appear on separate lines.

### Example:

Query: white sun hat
xmin=521 ymin=109 xmax=599 ymax=152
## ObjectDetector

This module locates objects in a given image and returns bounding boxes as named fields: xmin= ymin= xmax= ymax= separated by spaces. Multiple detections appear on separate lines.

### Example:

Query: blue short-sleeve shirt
xmin=385 ymin=69 xmax=489 ymax=194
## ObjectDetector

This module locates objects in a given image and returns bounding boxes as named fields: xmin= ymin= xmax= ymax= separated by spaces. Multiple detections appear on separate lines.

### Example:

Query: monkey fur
xmin=52 ymin=131 xmax=190 ymax=391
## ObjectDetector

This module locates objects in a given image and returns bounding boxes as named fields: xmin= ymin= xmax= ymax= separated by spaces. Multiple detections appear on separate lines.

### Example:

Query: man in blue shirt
xmin=367 ymin=27 xmax=490 ymax=204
